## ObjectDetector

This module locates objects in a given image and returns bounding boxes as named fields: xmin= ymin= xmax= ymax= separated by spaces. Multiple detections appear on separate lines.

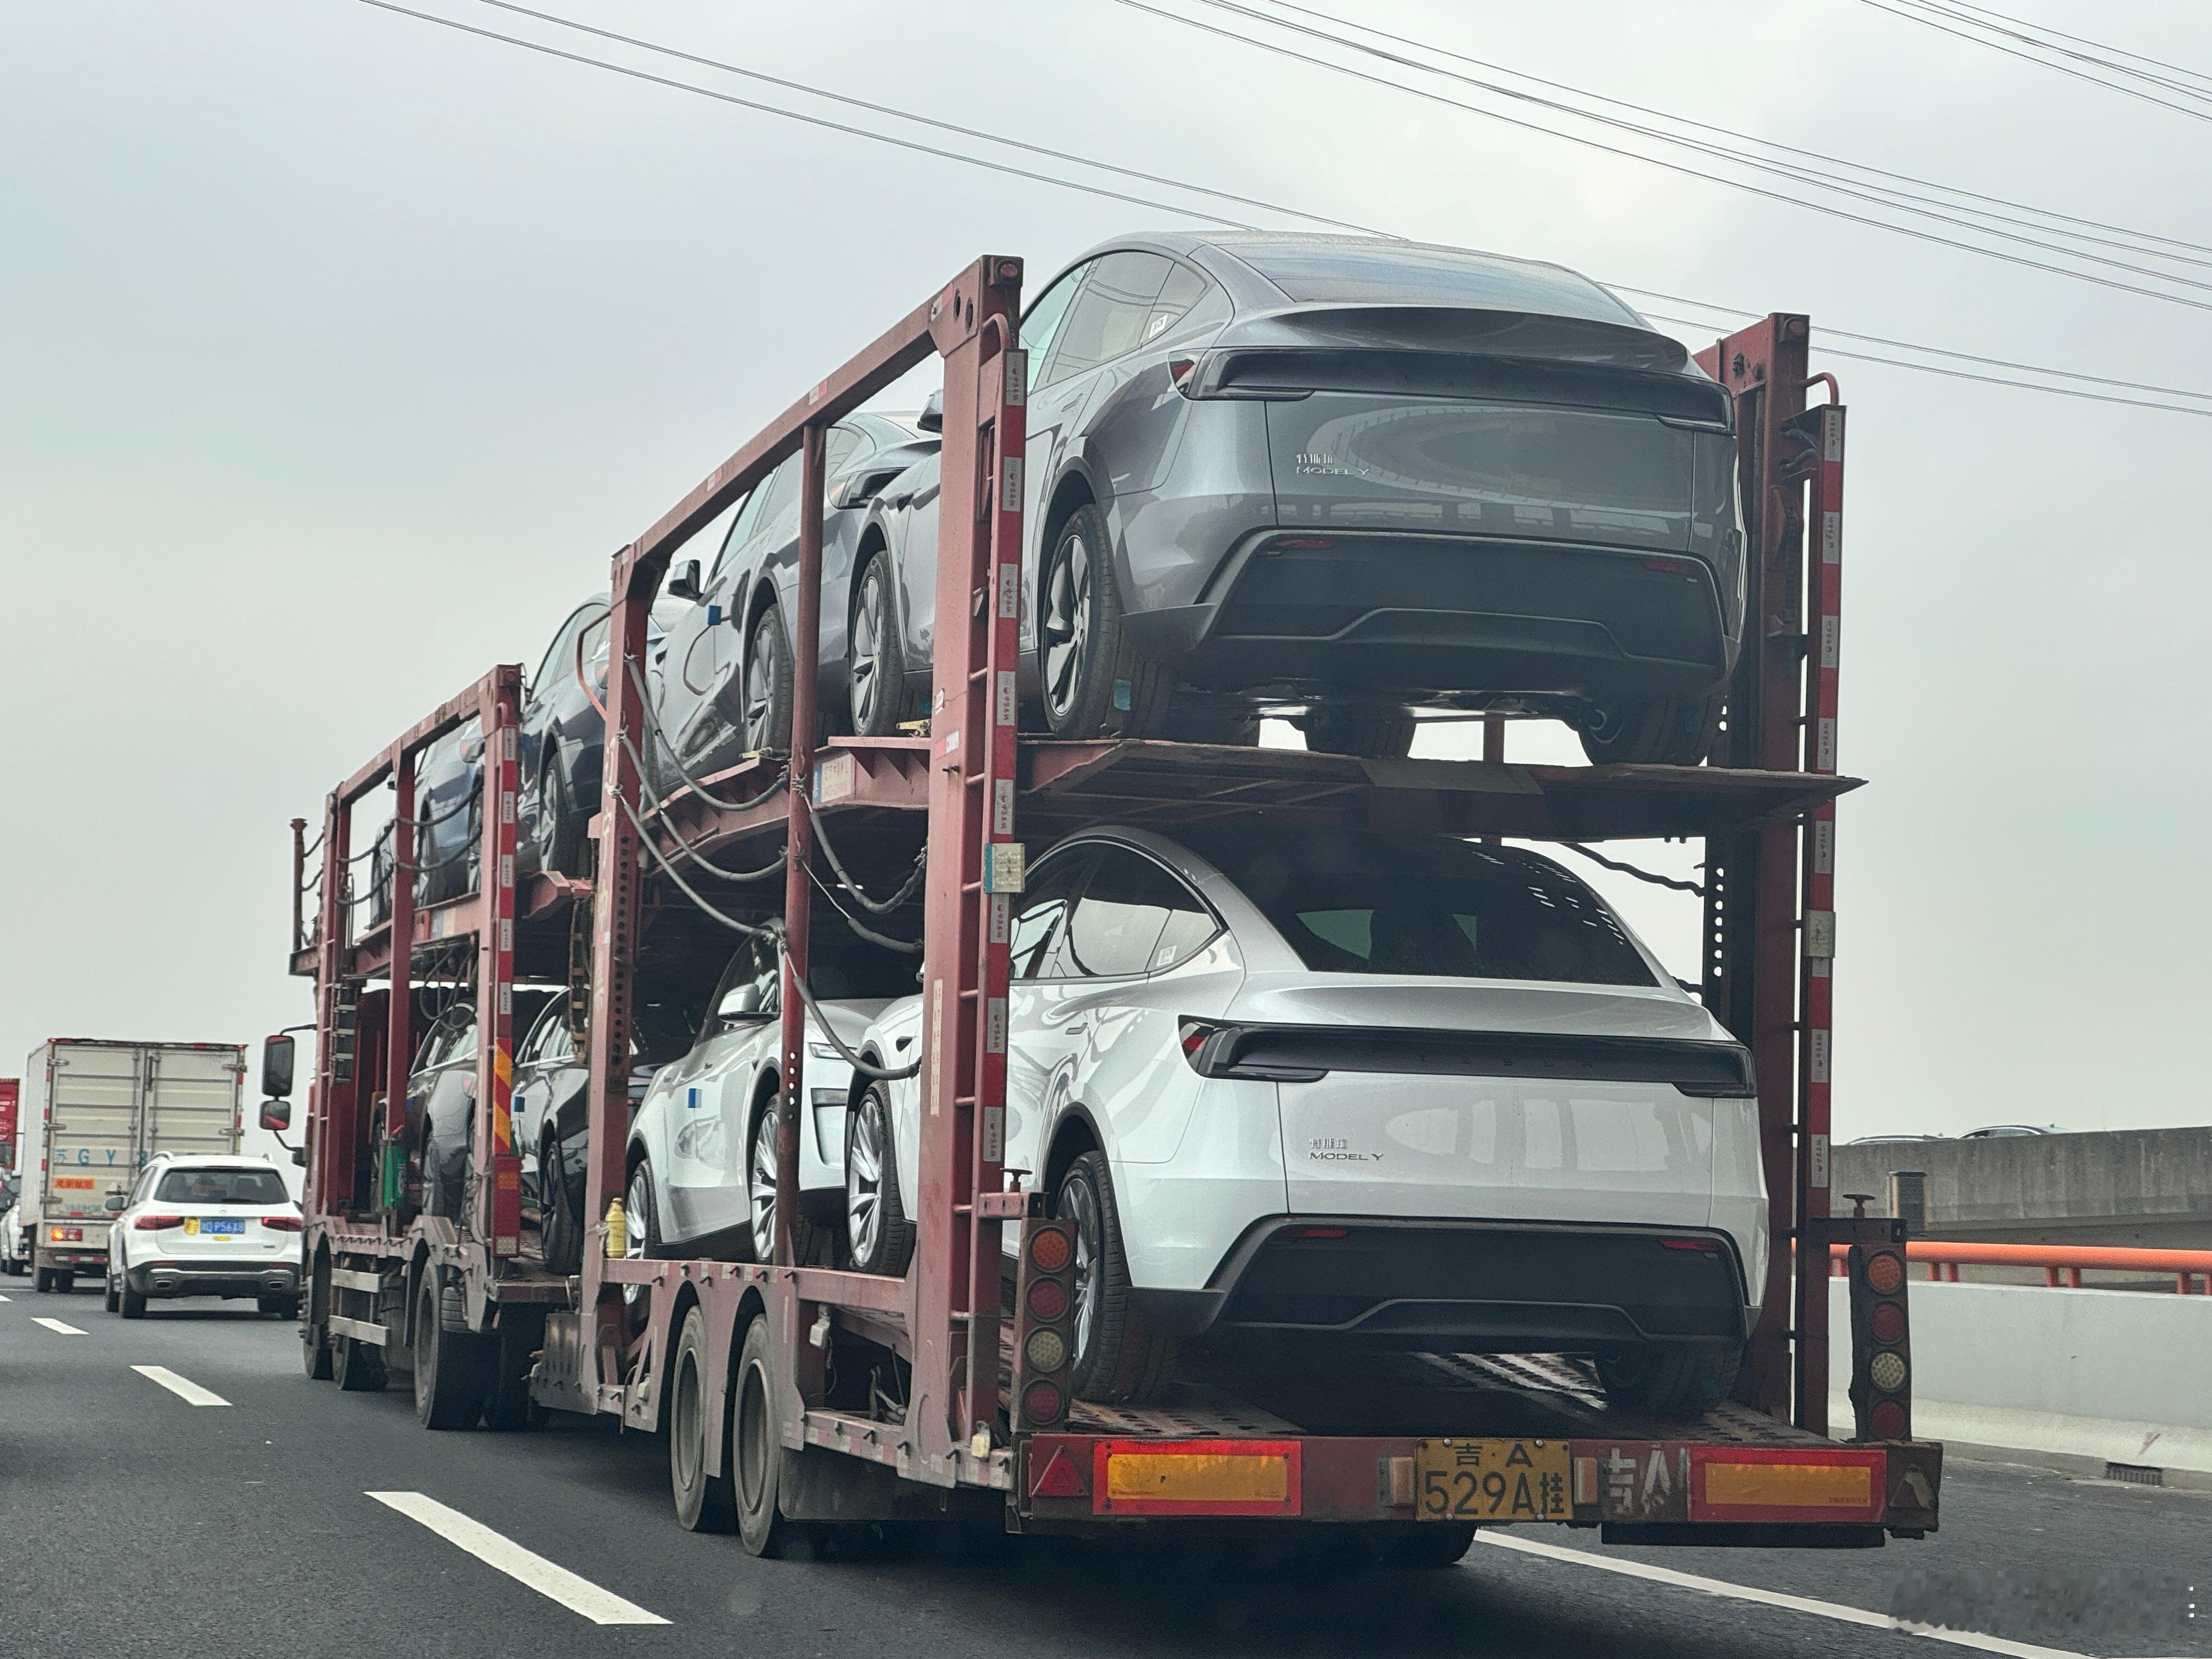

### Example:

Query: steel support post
xmin=1697 ymin=316 xmax=1810 ymax=1421
xmin=777 ymin=422 xmax=828 ymax=1268
xmin=385 ymin=743 xmax=417 ymax=1153
xmin=914 ymin=259 xmax=1025 ymax=1472
xmin=1793 ymin=396 xmax=1846 ymax=1434
xmin=312 ymin=792 xmax=351 ymax=1218
xmin=473 ymin=669 xmax=524 ymax=1260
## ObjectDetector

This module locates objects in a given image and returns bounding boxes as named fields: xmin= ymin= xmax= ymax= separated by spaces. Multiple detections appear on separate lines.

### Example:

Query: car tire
xmin=120 ymin=1279 xmax=147 ymax=1319
xmin=1579 ymin=691 xmax=1722 ymax=767
xmin=413 ymin=1272 xmax=493 ymax=1431
xmin=1300 ymin=704 xmax=1416 ymax=759
xmin=843 ymin=1083 xmax=914 ymax=1278
xmin=540 ymin=1135 xmax=583 ymax=1277
xmin=1037 ymin=503 xmax=1175 ymax=740
xmin=544 ymin=747 xmax=586 ymax=877
xmin=1596 ymin=1343 xmax=1742 ymax=1420
xmin=670 ymin=1306 xmax=738 ymax=1532
xmin=334 ymin=1332 xmax=387 ymax=1392
xmin=748 ymin=1098 xmax=825 ymax=1266
xmin=732 ymin=1316 xmax=806 ymax=1558
xmin=1056 ymin=1150 xmax=1174 ymax=1404
xmin=105 ymin=1275 xmax=120 ymax=1314
xmin=847 ymin=554 xmax=908 ymax=738
xmin=742 ymin=605 xmax=796 ymax=755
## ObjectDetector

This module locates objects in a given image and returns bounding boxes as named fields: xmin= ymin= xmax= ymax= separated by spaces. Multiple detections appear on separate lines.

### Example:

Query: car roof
xmin=147 ymin=1155 xmax=287 ymax=1172
xmin=1042 ymin=231 xmax=1647 ymax=330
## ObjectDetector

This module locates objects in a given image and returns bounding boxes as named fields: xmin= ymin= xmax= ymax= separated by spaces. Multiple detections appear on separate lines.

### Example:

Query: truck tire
xmin=732 ymin=1316 xmax=805 ymax=1558
xmin=483 ymin=1318 xmax=543 ymax=1431
xmin=33 ymin=1267 xmax=51 ymax=1293
xmin=120 ymin=1280 xmax=147 ymax=1319
xmin=1596 ymin=1343 xmax=1741 ymax=1420
xmin=1056 ymin=1151 xmax=1175 ymax=1405
xmin=413 ymin=1272 xmax=493 ymax=1430
xmin=670 ymin=1306 xmax=737 ymax=1532
xmin=259 ymin=1294 xmax=299 ymax=1320
xmin=303 ymin=1323 xmax=336 ymax=1381
xmin=1384 ymin=1522 xmax=1477 ymax=1568
xmin=334 ymin=1333 xmax=387 ymax=1392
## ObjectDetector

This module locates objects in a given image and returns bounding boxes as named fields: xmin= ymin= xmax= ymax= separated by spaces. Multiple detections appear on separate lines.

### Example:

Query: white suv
xmin=104 ymin=1155 xmax=304 ymax=1319
xmin=849 ymin=826 xmax=1765 ymax=1417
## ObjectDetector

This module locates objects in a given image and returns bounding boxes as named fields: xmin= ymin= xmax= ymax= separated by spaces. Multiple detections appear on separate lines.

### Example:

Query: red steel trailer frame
xmin=288 ymin=261 xmax=1939 ymax=1545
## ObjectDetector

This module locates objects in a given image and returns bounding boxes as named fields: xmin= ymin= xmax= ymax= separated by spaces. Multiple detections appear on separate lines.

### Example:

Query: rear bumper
xmin=1122 ymin=531 xmax=1733 ymax=706
xmin=1133 ymin=1218 xmax=1751 ymax=1356
xmin=129 ymin=1262 xmax=301 ymax=1301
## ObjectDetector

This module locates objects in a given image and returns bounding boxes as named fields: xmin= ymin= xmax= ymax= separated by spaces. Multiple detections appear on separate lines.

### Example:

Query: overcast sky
xmin=3 ymin=0 xmax=2207 ymax=1160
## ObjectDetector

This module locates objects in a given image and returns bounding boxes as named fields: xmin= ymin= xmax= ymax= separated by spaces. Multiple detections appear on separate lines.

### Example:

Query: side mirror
xmin=104 ymin=1193 xmax=127 ymax=1213
xmin=259 ymin=1098 xmax=294 ymax=1132
xmin=262 ymin=1034 xmax=296 ymax=1101
xmin=668 ymin=559 xmax=704 ymax=603
xmin=918 ymin=388 xmax=944 ymax=434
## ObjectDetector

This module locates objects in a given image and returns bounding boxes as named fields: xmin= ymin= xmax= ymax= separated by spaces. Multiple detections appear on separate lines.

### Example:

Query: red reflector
xmin=1272 ymin=537 xmax=1335 ymax=550
xmin=1026 ymin=1277 xmax=1069 ymax=1323
xmin=1168 ymin=356 xmax=1199 ymax=388
xmin=1285 ymin=1227 xmax=1348 ymax=1240
xmin=1029 ymin=1227 xmax=1072 ymax=1274
xmin=263 ymin=1215 xmax=305 ymax=1232
xmin=1864 ymin=1250 xmax=1906 ymax=1294
xmin=1031 ymin=1446 xmax=1087 ymax=1499
xmin=1180 ymin=1025 xmax=1208 ymax=1057
xmin=1022 ymin=1380 xmax=1066 ymax=1426
xmin=1870 ymin=1302 xmax=1906 ymax=1344
xmin=1870 ymin=1400 xmax=1909 ymax=1440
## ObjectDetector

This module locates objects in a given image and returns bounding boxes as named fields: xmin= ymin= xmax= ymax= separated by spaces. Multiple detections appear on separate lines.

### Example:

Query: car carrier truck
xmin=19 ymin=1039 xmax=247 ymax=1293
xmin=278 ymin=256 xmax=1937 ymax=1562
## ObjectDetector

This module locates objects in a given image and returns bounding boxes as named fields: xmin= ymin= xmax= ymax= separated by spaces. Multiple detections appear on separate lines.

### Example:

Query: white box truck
xmin=16 ymin=1040 xmax=245 ymax=1293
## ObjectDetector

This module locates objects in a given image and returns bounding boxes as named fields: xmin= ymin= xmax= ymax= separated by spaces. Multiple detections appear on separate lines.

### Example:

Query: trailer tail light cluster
xmin=48 ymin=1225 xmax=84 ymax=1242
xmin=1846 ymin=1240 xmax=1913 ymax=1441
xmin=1012 ymin=1216 xmax=1077 ymax=1434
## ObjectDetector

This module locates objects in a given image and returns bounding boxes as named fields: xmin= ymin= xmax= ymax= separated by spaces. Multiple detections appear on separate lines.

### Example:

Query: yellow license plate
xmin=1414 ymin=1438 xmax=1572 ymax=1523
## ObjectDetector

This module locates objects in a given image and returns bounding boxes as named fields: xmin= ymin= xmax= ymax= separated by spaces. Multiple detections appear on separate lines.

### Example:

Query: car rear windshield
xmin=1178 ymin=828 xmax=1656 ymax=986
xmin=1220 ymin=239 xmax=1641 ymax=326
xmin=154 ymin=1168 xmax=289 ymax=1205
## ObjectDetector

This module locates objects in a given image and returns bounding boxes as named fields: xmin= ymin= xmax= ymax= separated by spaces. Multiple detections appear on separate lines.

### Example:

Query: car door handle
xmin=1058 ymin=1017 xmax=1091 ymax=1035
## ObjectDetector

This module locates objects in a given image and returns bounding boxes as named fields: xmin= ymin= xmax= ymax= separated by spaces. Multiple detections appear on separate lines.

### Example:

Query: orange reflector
xmin=1030 ymin=1227 xmax=1072 ymax=1273
xmin=1688 ymin=1448 xmax=1885 ymax=1523
xmin=1093 ymin=1439 xmax=1302 ymax=1516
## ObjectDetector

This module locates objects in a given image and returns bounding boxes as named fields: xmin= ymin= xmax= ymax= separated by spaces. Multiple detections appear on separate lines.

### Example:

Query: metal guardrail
xmin=1828 ymin=1240 xmax=2212 ymax=1294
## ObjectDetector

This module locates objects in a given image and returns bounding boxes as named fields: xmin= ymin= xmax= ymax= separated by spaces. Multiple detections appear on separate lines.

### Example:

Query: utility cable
xmin=804 ymin=793 xmax=927 ymax=916
xmin=1936 ymin=0 xmax=2212 ymax=91
xmin=627 ymin=661 xmax=797 ymax=816
xmin=1907 ymin=0 xmax=2212 ymax=100
xmin=1113 ymin=0 xmax=2212 ymax=312
xmin=1854 ymin=0 xmax=2212 ymax=122
xmin=806 ymin=865 xmax=924 ymax=955
xmin=614 ymin=724 xmax=791 ymax=883
xmin=774 ymin=927 xmax=922 ymax=1080
xmin=613 ymin=786 xmax=778 ymax=939
xmin=1557 ymin=841 xmax=1706 ymax=897
xmin=1246 ymin=0 xmax=2212 ymax=259
xmin=342 ymin=0 xmax=2212 ymax=417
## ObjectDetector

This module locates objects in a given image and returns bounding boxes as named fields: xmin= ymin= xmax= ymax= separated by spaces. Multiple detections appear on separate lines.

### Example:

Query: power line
xmin=341 ymin=0 xmax=2212 ymax=419
xmin=1936 ymin=0 xmax=2212 ymax=91
xmin=1249 ymin=0 xmax=2212 ymax=261
xmin=1905 ymin=0 xmax=2212 ymax=100
xmin=1144 ymin=0 xmax=2212 ymax=304
xmin=1854 ymin=0 xmax=2212 ymax=121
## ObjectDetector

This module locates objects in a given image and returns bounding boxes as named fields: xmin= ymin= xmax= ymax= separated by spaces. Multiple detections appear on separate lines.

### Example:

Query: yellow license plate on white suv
xmin=1414 ymin=1438 xmax=1571 ymax=1522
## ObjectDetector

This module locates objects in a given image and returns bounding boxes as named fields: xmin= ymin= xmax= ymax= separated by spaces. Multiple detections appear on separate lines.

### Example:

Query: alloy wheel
xmin=750 ymin=1107 xmax=780 ymax=1261
xmin=850 ymin=564 xmax=884 ymax=733
xmin=1041 ymin=532 xmax=1092 ymax=724
xmin=623 ymin=1164 xmax=652 ymax=1306
xmin=743 ymin=616 xmax=785 ymax=752
xmin=847 ymin=1093 xmax=885 ymax=1265
xmin=1062 ymin=1172 xmax=1104 ymax=1367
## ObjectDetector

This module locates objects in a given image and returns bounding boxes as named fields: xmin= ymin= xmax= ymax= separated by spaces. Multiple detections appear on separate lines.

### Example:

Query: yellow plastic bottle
xmin=605 ymin=1197 xmax=627 ymax=1258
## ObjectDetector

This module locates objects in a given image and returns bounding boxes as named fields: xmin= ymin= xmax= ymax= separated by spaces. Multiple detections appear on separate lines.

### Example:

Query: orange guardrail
xmin=1827 ymin=1240 xmax=2212 ymax=1293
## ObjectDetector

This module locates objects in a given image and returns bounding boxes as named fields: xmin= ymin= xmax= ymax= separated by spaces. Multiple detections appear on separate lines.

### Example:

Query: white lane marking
xmin=0 ymin=1292 xmax=12 ymax=1301
xmin=132 ymin=1365 xmax=232 ymax=1407
xmin=31 ymin=1316 xmax=86 ymax=1334
xmin=367 ymin=1492 xmax=669 ymax=1625
xmin=1480 ymin=1532 xmax=2091 ymax=1659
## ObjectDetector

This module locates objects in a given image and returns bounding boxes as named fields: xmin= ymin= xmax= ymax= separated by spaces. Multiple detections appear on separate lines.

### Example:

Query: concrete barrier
xmin=1830 ymin=1278 xmax=2212 ymax=1480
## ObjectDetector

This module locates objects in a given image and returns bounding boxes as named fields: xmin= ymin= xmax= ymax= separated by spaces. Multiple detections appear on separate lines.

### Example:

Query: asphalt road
xmin=5 ymin=1283 xmax=2205 ymax=1659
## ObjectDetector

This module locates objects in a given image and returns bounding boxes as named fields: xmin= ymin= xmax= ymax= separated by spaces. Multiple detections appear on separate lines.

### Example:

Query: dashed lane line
xmin=31 ymin=1316 xmax=86 ymax=1334
xmin=1480 ymin=1532 xmax=2090 ymax=1659
xmin=132 ymin=1364 xmax=231 ymax=1406
xmin=367 ymin=1492 xmax=670 ymax=1626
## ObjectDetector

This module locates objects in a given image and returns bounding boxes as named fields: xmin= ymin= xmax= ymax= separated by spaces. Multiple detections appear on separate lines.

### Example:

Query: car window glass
xmin=706 ymin=489 xmax=762 ymax=585
xmin=826 ymin=422 xmax=867 ymax=477
xmin=1176 ymin=828 xmax=1656 ymax=986
xmin=1021 ymin=266 xmax=1087 ymax=390
xmin=707 ymin=939 xmax=780 ymax=1029
xmin=154 ymin=1167 xmax=289 ymax=1205
xmin=532 ymin=604 xmax=600 ymax=696
xmin=1045 ymin=252 xmax=1174 ymax=383
xmin=1010 ymin=848 xmax=1096 ymax=979
xmin=710 ymin=458 xmax=799 ymax=582
xmin=1141 ymin=263 xmax=1218 ymax=346
xmin=1058 ymin=845 xmax=1211 ymax=979
xmin=1225 ymin=240 xmax=1644 ymax=325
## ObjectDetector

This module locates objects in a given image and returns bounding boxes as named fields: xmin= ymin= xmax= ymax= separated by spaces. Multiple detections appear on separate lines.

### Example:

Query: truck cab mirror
xmin=104 ymin=1193 xmax=127 ymax=1213
xmin=917 ymin=388 xmax=944 ymax=434
xmin=262 ymin=1033 xmax=296 ymax=1101
xmin=259 ymin=1098 xmax=294 ymax=1133
xmin=292 ymin=1147 xmax=308 ymax=1169
xmin=667 ymin=559 xmax=705 ymax=603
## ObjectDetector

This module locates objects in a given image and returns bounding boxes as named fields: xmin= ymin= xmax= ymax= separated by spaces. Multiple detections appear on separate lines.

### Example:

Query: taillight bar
xmin=134 ymin=1215 xmax=187 ymax=1231
xmin=263 ymin=1214 xmax=306 ymax=1232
